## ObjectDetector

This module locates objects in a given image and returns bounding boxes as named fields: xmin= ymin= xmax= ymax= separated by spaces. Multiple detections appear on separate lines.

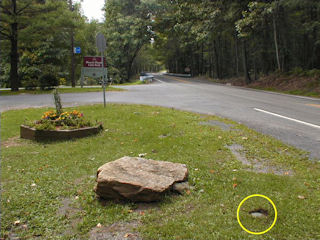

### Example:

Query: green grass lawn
xmin=0 ymin=87 xmax=124 ymax=96
xmin=1 ymin=104 xmax=319 ymax=239
xmin=114 ymin=79 xmax=143 ymax=86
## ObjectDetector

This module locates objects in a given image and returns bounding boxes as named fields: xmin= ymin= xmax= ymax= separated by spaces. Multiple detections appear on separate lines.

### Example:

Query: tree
xmin=104 ymin=0 xmax=156 ymax=82
xmin=152 ymin=0 xmax=320 ymax=82
xmin=0 ymin=0 xmax=86 ymax=90
xmin=0 ymin=0 xmax=51 ymax=91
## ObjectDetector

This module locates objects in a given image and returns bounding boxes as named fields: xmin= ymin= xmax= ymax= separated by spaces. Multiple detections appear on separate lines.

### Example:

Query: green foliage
xmin=39 ymin=72 xmax=59 ymax=90
xmin=1 ymin=0 xmax=319 ymax=89
xmin=0 ymin=59 xmax=10 ymax=88
xmin=20 ymin=65 xmax=41 ymax=90
xmin=132 ymin=44 xmax=165 ymax=74
xmin=32 ymin=119 xmax=56 ymax=131
xmin=153 ymin=0 xmax=320 ymax=78
xmin=0 ymin=0 xmax=85 ymax=90
xmin=104 ymin=0 xmax=156 ymax=82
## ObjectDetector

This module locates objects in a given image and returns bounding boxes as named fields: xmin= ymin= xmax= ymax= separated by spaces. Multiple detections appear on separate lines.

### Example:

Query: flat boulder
xmin=94 ymin=156 xmax=188 ymax=202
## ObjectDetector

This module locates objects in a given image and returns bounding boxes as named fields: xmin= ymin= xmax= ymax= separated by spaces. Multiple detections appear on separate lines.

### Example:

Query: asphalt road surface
xmin=1 ymin=74 xmax=320 ymax=159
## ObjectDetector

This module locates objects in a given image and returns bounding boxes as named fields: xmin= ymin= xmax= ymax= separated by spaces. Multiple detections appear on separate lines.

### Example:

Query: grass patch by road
xmin=1 ymin=104 xmax=319 ymax=239
xmin=0 ymin=87 xmax=124 ymax=96
xmin=113 ymin=79 xmax=152 ymax=86
xmin=115 ymin=80 xmax=143 ymax=85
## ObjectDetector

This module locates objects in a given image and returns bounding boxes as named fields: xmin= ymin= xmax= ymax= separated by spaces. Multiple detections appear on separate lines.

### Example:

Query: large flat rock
xmin=94 ymin=157 xmax=188 ymax=202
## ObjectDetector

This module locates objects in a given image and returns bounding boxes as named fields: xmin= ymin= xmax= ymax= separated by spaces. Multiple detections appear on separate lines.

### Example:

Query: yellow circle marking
xmin=237 ymin=194 xmax=277 ymax=235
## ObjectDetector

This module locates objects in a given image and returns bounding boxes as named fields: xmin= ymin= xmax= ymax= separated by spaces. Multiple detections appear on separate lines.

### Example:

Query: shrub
xmin=20 ymin=66 xmax=41 ymax=90
xmin=0 ymin=62 xmax=10 ymax=88
xmin=306 ymin=69 xmax=320 ymax=78
xmin=290 ymin=67 xmax=305 ymax=76
xmin=39 ymin=72 xmax=59 ymax=90
xmin=59 ymin=78 xmax=67 ymax=85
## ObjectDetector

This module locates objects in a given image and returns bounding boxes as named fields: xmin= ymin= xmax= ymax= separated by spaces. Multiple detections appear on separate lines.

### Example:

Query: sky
xmin=76 ymin=0 xmax=105 ymax=22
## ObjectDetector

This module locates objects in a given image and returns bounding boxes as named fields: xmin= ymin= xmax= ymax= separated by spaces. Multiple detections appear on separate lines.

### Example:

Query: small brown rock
xmin=172 ymin=182 xmax=190 ymax=194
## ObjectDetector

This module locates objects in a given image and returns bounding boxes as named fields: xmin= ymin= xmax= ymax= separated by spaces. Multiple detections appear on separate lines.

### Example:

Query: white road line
xmin=254 ymin=108 xmax=320 ymax=130
xmin=154 ymin=78 xmax=165 ymax=83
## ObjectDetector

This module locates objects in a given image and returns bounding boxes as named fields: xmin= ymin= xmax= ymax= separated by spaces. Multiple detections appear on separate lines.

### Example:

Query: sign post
xmin=74 ymin=47 xmax=81 ymax=54
xmin=96 ymin=33 xmax=107 ymax=107
xmin=81 ymin=57 xmax=107 ymax=87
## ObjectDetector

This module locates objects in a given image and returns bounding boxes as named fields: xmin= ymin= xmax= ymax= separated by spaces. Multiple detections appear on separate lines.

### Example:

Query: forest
xmin=1 ymin=0 xmax=320 ymax=91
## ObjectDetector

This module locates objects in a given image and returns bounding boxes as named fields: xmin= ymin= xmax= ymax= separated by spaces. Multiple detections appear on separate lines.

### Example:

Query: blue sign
xmin=74 ymin=47 xmax=81 ymax=54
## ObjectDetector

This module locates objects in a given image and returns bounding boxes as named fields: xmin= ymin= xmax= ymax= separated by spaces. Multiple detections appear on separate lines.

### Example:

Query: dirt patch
xmin=2 ymin=223 xmax=30 ymax=240
xmin=89 ymin=221 xmax=141 ymax=240
xmin=249 ymin=74 xmax=320 ymax=94
xmin=73 ymin=175 xmax=90 ymax=185
xmin=132 ymin=202 xmax=160 ymax=214
xmin=210 ymin=73 xmax=320 ymax=97
xmin=5 ymin=232 xmax=20 ymax=240
xmin=56 ymin=197 xmax=82 ymax=237
xmin=57 ymin=198 xmax=80 ymax=217
xmin=2 ymin=136 xmax=25 ymax=148
xmin=227 ymin=144 xmax=294 ymax=176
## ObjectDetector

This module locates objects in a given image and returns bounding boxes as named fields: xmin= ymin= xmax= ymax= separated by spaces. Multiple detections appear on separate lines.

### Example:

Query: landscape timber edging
xmin=20 ymin=124 xmax=103 ymax=141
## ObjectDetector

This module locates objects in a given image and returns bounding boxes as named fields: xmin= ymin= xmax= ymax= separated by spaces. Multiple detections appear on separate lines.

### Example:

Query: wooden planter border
xmin=20 ymin=124 xmax=103 ymax=141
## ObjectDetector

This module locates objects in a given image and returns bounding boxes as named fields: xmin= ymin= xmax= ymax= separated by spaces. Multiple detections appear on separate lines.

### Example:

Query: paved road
xmin=1 ymin=74 xmax=320 ymax=159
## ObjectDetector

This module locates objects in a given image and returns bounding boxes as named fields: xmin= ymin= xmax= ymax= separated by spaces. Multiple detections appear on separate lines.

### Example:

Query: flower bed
xmin=21 ymin=110 xmax=103 ymax=141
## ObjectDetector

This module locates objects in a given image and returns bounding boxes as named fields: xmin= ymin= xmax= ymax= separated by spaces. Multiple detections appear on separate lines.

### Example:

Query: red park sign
xmin=83 ymin=56 xmax=107 ymax=68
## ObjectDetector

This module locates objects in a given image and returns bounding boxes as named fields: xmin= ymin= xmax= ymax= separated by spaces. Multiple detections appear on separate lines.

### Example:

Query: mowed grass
xmin=114 ymin=79 xmax=144 ymax=86
xmin=0 ymin=86 xmax=124 ymax=96
xmin=1 ymin=104 xmax=319 ymax=239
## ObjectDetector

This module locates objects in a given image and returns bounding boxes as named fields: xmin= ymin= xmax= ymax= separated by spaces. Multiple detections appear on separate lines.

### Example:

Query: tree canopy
xmin=1 ymin=0 xmax=319 ymax=90
xmin=152 ymin=0 xmax=320 ymax=81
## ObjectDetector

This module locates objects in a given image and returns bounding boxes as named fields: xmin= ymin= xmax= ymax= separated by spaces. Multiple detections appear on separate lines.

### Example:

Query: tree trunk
xmin=176 ymin=59 xmax=178 ymax=73
xmin=262 ymin=19 xmax=270 ymax=75
xmin=10 ymin=23 xmax=19 ymax=91
xmin=253 ymin=56 xmax=258 ymax=81
xmin=200 ymin=42 xmax=204 ymax=75
xmin=273 ymin=11 xmax=281 ymax=71
xmin=235 ymin=37 xmax=239 ymax=76
xmin=242 ymin=40 xmax=251 ymax=84
xmin=213 ymin=40 xmax=220 ymax=79
xmin=9 ymin=0 xmax=19 ymax=91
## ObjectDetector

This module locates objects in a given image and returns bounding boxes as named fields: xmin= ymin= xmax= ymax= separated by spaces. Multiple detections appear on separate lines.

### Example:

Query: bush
xmin=22 ymin=77 xmax=38 ymax=90
xmin=306 ymin=69 xmax=320 ymax=78
xmin=85 ymin=77 xmax=99 ymax=86
xmin=20 ymin=66 xmax=41 ymax=90
xmin=290 ymin=67 xmax=305 ymax=76
xmin=59 ymin=77 xmax=67 ymax=85
xmin=0 ymin=62 xmax=10 ymax=88
xmin=39 ymin=72 xmax=59 ymax=90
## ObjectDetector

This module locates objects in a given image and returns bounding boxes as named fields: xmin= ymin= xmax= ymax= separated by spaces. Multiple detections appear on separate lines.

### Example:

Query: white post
xmin=101 ymin=54 xmax=106 ymax=108
xmin=96 ymin=32 xmax=107 ymax=108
